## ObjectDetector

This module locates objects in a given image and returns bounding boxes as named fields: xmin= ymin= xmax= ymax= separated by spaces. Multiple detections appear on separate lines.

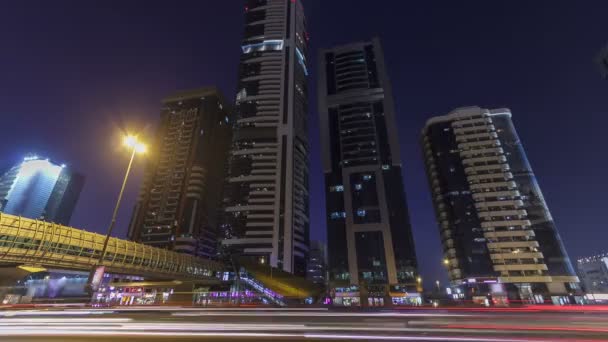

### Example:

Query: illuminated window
xmin=330 ymin=211 xmax=346 ymax=219
xmin=330 ymin=185 xmax=344 ymax=192
xmin=295 ymin=47 xmax=309 ymax=76
xmin=241 ymin=40 xmax=284 ymax=54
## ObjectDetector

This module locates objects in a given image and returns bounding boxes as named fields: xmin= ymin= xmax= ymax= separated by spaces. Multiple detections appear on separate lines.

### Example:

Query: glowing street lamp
xmin=443 ymin=258 xmax=450 ymax=266
xmin=124 ymin=135 xmax=147 ymax=154
xmin=89 ymin=134 xmax=146 ymax=291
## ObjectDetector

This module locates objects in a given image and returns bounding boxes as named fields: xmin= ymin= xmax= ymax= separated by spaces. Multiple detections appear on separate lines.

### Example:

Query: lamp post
xmin=97 ymin=135 xmax=147 ymax=265
xmin=87 ymin=135 xmax=146 ymax=295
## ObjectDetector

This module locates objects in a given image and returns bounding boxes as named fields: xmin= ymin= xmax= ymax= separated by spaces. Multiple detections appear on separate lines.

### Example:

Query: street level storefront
xmin=331 ymin=285 xmax=421 ymax=307
xmin=331 ymin=286 xmax=361 ymax=307
xmin=448 ymin=278 xmax=585 ymax=306
xmin=93 ymin=280 xmax=181 ymax=306
xmin=389 ymin=285 xmax=422 ymax=306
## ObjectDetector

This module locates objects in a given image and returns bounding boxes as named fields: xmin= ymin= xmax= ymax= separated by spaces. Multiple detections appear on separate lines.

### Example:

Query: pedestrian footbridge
xmin=0 ymin=212 xmax=222 ymax=282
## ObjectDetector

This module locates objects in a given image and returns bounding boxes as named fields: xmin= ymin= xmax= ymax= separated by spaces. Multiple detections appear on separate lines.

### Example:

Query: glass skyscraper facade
xmin=128 ymin=87 xmax=231 ymax=258
xmin=0 ymin=156 xmax=84 ymax=225
xmin=422 ymin=106 xmax=582 ymax=304
xmin=221 ymin=0 xmax=310 ymax=275
xmin=577 ymin=253 xmax=608 ymax=293
xmin=318 ymin=38 xmax=419 ymax=307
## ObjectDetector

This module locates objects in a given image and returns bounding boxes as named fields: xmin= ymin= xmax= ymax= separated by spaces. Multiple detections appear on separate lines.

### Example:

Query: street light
xmin=97 ymin=135 xmax=147 ymax=263
xmin=88 ymin=135 xmax=146 ymax=293
xmin=443 ymin=258 xmax=449 ymax=266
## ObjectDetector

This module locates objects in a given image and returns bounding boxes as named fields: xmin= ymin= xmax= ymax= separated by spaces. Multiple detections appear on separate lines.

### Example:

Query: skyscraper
xmin=221 ymin=0 xmax=310 ymax=275
xmin=0 ymin=156 xmax=84 ymax=225
xmin=577 ymin=253 xmax=608 ymax=293
xmin=422 ymin=106 xmax=581 ymax=305
xmin=306 ymin=240 xmax=327 ymax=287
xmin=128 ymin=87 xmax=231 ymax=258
xmin=318 ymin=38 xmax=420 ymax=307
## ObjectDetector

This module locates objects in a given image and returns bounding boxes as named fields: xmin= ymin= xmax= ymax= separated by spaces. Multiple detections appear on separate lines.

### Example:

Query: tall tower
xmin=577 ymin=253 xmax=608 ymax=294
xmin=422 ymin=106 xmax=581 ymax=304
xmin=128 ymin=87 xmax=231 ymax=258
xmin=221 ymin=0 xmax=310 ymax=275
xmin=318 ymin=38 xmax=420 ymax=306
xmin=0 ymin=156 xmax=84 ymax=225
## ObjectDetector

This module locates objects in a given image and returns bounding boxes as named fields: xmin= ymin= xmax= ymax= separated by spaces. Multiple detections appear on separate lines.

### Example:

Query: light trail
xmin=0 ymin=310 xmax=115 ymax=317
xmin=171 ymin=310 xmax=474 ymax=317
xmin=2 ymin=318 xmax=608 ymax=337
xmin=2 ymin=308 xmax=608 ymax=341
xmin=0 ymin=328 xmax=569 ymax=341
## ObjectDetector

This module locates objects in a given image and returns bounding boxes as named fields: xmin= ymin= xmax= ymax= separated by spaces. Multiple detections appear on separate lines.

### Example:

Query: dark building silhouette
xmin=0 ymin=156 xmax=84 ymax=225
xmin=128 ymin=87 xmax=231 ymax=258
xmin=307 ymin=240 xmax=327 ymax=287
xmin=422 ymin=106 xmax=582 ymax=305
xmin=318 ymin=38 xmax=420 ymax=307
xmin=220 ymin=0 xmax=310 ymax=275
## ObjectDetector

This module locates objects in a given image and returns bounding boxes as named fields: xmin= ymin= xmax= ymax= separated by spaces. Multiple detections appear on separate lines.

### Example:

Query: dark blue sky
xmin=1 ymin=1 xmax=606 ymax=285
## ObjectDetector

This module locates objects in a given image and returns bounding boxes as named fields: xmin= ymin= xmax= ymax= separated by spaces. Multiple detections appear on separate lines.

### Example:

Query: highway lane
xmin=1 ymin=307 xmax=608 ymax=341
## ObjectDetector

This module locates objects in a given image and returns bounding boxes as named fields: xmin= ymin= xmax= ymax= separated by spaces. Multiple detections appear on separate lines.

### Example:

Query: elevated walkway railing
xmin=0 ymin=212 xmax=222 ymax=280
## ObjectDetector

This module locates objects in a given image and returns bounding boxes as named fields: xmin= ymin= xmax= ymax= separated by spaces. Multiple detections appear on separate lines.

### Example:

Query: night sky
xmin=1 ymin=1 xmax=606 ymax=286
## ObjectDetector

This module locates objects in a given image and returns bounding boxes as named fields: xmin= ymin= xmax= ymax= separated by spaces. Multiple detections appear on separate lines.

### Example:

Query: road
xmin=1 ymin=306 xmax=608 ymax=341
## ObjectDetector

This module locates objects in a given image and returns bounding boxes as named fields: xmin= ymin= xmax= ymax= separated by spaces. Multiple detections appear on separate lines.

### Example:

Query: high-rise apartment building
xmin=577 ymin=253 xmax=608 ymax=293
xmin=128 ymin=87 xmax=231 ymax=258
xmin=221 ymin=0 xmax=310 ymax=275
xmin=318 ymin=38 xmax=420 ymax=307
xmin=0 ymin=156 xmax=84 ymax=225
xmin=422 ymin=106 xmax=581 ymax=305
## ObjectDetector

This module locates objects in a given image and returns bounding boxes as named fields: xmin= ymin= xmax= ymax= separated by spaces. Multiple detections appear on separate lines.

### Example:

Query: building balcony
xmin=490 ymin=252 xmax=544 ymax=260
xmin=486 ymin=240 xmax=539 ymax=249
xmin=498 ymin=275 xmax=552 ymax=283
xmin=484 ymin=230 xmax=535 ymax=238
xmin=481 ymin=219 xmax=531 ymax=229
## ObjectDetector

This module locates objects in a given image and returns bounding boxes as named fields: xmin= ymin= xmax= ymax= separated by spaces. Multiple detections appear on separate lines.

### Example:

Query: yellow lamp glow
xmin=123 ymin=135 xmax=146 ymax=154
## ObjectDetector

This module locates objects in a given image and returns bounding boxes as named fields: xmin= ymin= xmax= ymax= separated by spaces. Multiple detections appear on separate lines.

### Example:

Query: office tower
xmin=128 ymin=87 xmax=231 ymax=258
xmin=318 ymin=38 xmax=420 ymax=307
xmin=221 ymin=0 xmax=310 ymax=275
xmin=307 ymin=240 xmax=327 ymax=287
xmin=577 ymin=253 xmax=608 ymax=293
xmin=598 ymin=44 xmax=608 ymax=79
xmin=0 ymin=156 xmax=84 ymax=225
xmin=422 ymin=106 xmax=581 ymax=305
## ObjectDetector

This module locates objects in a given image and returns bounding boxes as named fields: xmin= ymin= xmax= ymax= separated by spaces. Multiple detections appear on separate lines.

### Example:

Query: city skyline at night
xmin=0 ymin=0 xmax=606 ymax=288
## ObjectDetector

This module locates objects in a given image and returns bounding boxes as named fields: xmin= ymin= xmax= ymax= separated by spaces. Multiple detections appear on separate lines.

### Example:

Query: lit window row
xmin=241 ymin=40 xmax=284 ymax=54
xmin=329 ymin=185 xmax=344 ymax=192
xmin=330 ymin=211 xmax=346 ymax=219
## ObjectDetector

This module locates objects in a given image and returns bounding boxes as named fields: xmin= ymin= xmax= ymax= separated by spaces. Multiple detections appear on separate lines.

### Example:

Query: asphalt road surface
xmin=1 ymin=306 xmax=608 ymax=341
